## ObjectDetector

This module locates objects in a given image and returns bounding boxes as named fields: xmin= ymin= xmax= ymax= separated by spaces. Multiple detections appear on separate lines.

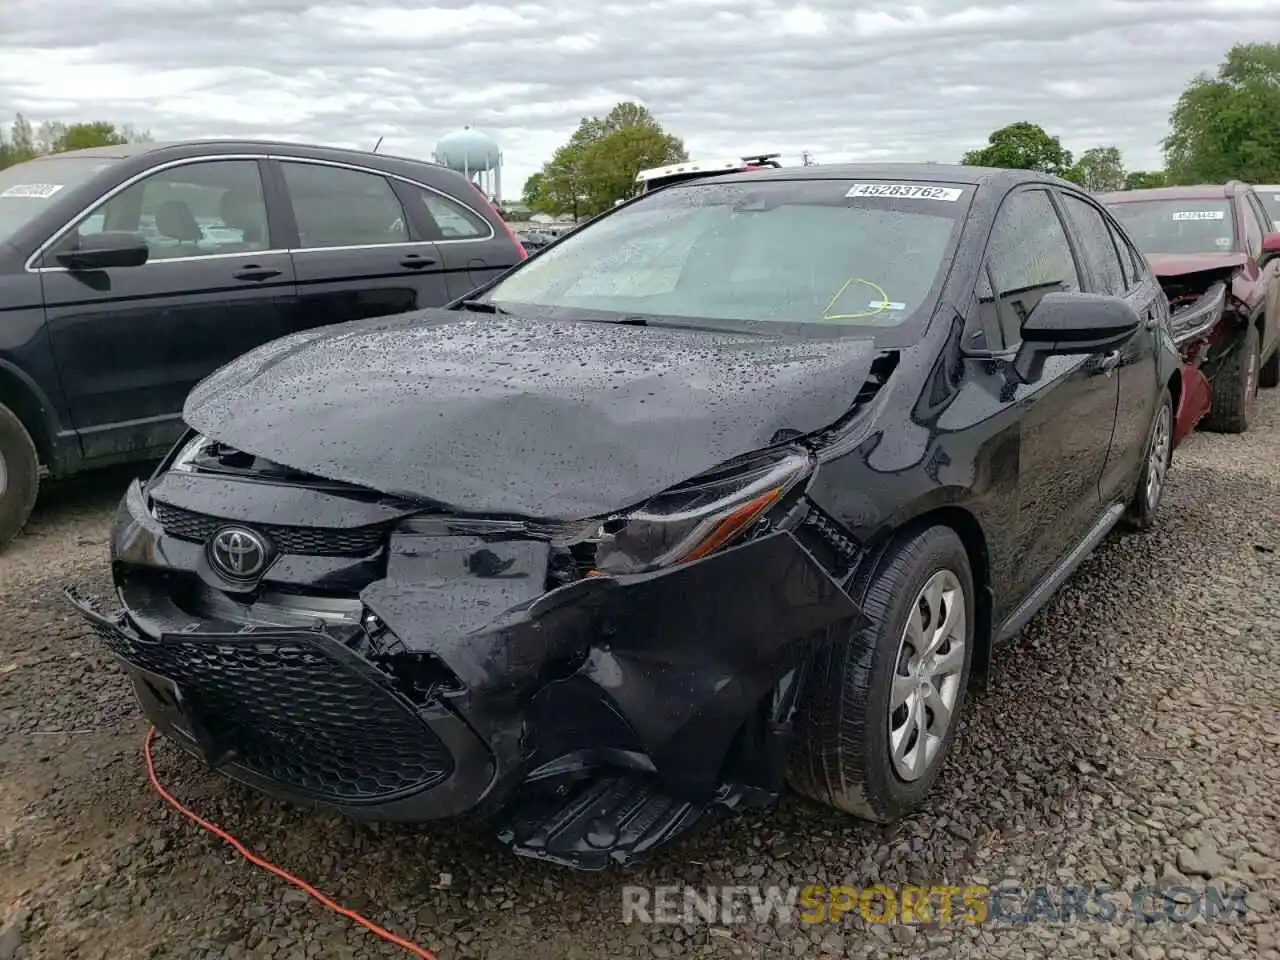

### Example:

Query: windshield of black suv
xmin=1106 ymin=198 xmax=1237 ymax=255
xmin=484 ymin=178 xmax=971 ymax=338
xmin=1258 ymin=187 xmax=1280 ymax=230
xmin=0 ymin=155 xmax=119 ymax=244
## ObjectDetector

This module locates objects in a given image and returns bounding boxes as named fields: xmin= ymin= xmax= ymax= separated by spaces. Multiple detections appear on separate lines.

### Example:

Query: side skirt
xmin=994 ymin=501 xmax=1126 ymax=644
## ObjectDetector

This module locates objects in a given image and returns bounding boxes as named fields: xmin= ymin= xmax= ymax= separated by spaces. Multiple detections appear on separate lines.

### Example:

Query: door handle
xmin=1098 ymin=350 xmax=1123 ymax=373
xmin=399 ymin=254 xmax=437 ymax=269
xmin=233 ymin=265 xmax=281 ymax=281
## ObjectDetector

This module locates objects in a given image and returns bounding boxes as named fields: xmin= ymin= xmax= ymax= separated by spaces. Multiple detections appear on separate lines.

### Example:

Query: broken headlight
xmin=587 ymin=450 xmax=812 ymax=575
xmin=168 ymin=432 xmax=212 ymax=472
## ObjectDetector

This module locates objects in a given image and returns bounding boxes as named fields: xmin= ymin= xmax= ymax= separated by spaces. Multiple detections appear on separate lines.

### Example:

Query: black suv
xmin=0 ymin=140 xmax=526 ymax=548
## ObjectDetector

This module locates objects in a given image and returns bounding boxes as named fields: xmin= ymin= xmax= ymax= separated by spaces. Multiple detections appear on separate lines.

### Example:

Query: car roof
xmin=1099 ymin=183 xmax=1245 ymax=203
xmin=46 ymin=138 xmax=446 ymax=171
xmin=708 ymin=162 xmax=1071 ymax=189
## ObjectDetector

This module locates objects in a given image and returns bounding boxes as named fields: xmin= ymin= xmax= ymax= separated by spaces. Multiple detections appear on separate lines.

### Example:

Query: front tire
xmin=1203 ymin=325 xmax=1259 ymax=434
xmin=1122 ymin=388 xmax=1173 ymax=531
xmin=0 ymin=402 xmax=40 ymax=552
xmin=789 ymin=526 xmax=974 ymax=823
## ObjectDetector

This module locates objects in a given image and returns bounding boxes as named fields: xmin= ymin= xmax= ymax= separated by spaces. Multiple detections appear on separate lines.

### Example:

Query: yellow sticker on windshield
xmin=0 ymin=183 xmax=64 ymax=199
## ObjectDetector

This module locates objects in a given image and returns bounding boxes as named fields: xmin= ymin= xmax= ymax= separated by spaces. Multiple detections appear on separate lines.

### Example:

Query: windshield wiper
xmin=457 ymin=299 xmax=507 ymax=314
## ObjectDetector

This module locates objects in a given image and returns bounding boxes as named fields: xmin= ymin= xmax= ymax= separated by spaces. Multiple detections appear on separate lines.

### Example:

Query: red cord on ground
xmin=143 ymin=727 xmax=437 ymax=960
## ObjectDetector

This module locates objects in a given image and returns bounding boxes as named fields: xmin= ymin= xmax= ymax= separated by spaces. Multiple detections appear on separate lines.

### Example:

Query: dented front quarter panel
xmin=359 ymin=528 xmax=863 ymax=809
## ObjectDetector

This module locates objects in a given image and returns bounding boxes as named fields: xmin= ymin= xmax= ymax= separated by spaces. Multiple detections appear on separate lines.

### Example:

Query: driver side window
xmin=52 ymin=159 xmax=269 ymax=262
xmin=978 ymin=189 xmax=1081 ymax=349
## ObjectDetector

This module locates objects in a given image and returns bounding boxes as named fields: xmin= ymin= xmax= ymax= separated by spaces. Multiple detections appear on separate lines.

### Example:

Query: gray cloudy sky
xmin=2 ymin=0 xmax=1276 ymax=198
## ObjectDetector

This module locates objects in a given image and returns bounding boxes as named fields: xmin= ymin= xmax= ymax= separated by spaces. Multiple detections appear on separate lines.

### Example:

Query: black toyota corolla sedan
xmin=71 ymin=163 xmax=1186 ymax=870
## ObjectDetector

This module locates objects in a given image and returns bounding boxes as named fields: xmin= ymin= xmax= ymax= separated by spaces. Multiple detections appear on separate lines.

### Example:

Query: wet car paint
xmin=181 ymin=309 xmax=881 ymax=519
xmin=74 ymin=164 xmax=1188 ymax=869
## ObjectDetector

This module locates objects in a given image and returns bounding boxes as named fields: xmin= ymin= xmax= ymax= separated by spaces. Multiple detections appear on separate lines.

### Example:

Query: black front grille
xmin=85 ymin=616 xmax=453 ymax=803
xmin=154 ymin=502 xmax=387 ymax=556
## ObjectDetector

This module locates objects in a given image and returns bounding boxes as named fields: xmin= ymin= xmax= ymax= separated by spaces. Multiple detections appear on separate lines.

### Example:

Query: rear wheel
xmin=1203 ymin=325 xmax=1258 ymax=434
xmin=788 ymin=526 xmax=974 ymax=823
xmin=1122 ymin=388 xmax=1173 ymax=531
xmin=0 ymin=403 xmax=40 ymax=552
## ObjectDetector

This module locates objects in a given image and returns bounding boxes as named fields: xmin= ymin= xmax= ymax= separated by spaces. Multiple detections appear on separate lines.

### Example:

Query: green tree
xmin=1067 ymin=146 xmax=1126 ymax=192
xmin=521 ymin=171 xmax=547 ymax=210
xmin=50 ymin=121 xmax=131 ymax=152
xmin=1164 ymin=42 xmax=1280 ymax=184
xmin=8 ymin=113 xmax=37 ymax=165
xmin=1124 ymin=170 xmax=1169 ymax=190
xmin=961 ymin=121 xmax=1074 ymax=177
xmin=529 ymin=103 xmax=687 ymax=217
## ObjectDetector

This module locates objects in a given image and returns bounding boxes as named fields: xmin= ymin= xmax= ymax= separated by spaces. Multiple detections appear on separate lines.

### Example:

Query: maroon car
xmin=1102 ymin=182 xmax=1280 ymax=435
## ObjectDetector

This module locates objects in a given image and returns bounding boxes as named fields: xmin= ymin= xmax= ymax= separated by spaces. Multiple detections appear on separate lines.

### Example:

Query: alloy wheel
xmin=888 ymin=570 xmax=966 ymax=782
xmin=1146 ymin=403 xmax=1171 ymax=512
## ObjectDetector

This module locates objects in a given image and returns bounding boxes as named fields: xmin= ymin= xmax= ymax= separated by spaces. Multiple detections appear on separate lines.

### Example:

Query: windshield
xmin=1258 ymin=188 xmax=1280 ymax=230
xmin=0 ymin=155 xmax=119 ymax=244
xmin=1106 ymin=198 xmax=1236 ymax=255
xmin=486 ymin=178 xmax=969 ymax=335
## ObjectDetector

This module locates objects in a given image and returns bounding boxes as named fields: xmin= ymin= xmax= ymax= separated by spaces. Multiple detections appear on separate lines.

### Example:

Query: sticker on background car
xmin=0 ymin=183 xmax=64 ymax=198
xmin=844 ymin=183 xmax=963 ymax=201
xmin=1171 ymin=211 xmax=1225 ymax=221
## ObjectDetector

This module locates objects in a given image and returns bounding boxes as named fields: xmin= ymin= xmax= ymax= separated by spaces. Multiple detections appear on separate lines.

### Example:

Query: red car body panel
xmin=1174 ymin=362 xmax=1212 ymax=447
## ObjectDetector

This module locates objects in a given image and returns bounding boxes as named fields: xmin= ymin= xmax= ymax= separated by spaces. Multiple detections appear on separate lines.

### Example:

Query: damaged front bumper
xmin=70 ymin=472 xmax=863 ymax=868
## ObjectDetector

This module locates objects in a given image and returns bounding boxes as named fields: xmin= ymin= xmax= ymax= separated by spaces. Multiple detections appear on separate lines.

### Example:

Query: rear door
xmin=1056 ymin=190 xmax=1160 ymax=505
xmin=271 ymin=159 xmax=450 ymax=330
xmin=39 ymin=156 xmax=296 ymax=460
xmin=394 ymin=180 xmax=521 ymax=298
xmin=979 ymin=187 xmax=1120 ymax=606
xmin=1242 ymin=190 xmax=1280 ymax=360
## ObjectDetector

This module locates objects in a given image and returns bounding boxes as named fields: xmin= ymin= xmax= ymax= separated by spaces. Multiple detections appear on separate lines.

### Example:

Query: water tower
xmin=433 ymin=126 xmax=503 ymax=202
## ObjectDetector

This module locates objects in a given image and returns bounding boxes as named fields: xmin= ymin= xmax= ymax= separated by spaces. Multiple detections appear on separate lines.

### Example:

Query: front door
xmin=272 ymin=159 xmax=450 ymax=331
xmin=981 ymin=187 xmax=1120 ymax=607
xmin=40 ymin=157 xmax=296 ymax=461
xmin=1057 ymin=191 xmax=1159 ymax=504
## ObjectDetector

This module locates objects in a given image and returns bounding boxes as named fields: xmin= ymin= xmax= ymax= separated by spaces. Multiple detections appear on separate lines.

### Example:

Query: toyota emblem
xmin=208 ymin=526 xmax=269 ymax=580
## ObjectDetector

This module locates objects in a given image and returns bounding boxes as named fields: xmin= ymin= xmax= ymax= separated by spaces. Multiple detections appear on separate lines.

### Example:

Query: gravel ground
xmin=1 ymin=392 xmax=1278 ymax=960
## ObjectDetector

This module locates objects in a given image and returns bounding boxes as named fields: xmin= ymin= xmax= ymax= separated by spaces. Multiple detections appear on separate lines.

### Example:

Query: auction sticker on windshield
xmin=1171 ymin=210 xmax=1225 ymax=221
xmin=845 ymin=183 xmax=963 ymax=201
xmin=0 ymin=183 xmax=64 ymax=199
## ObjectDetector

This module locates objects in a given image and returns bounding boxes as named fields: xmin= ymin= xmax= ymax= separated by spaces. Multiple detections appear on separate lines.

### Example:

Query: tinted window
xmin=281 ymin=162 xmax=408 ymax=248
xmin=1060 ymin=194 xmax=1126 ymax=297
xmin=984 ymin=189 xmax=1080 ymax=346
xmin=1107 ymin=199 xmax=1235 ymax=255
xmin=1107 ymin=220 xmax=1146 ymax=289
xmin=486 ymin=179 xmax=970 ymax=332
xmin=1259 ymin=188 xmax=1280 ymax=229
xmin=1 ymin=155 xmax=120 ymax=244
xmin=1240 ymin=195 xmax=1263 ymax=256
xmin=55 ymin=159 xmax=268 ymax=261
xmin=418 ymin=191 xmax=490 ymax=239
xmin=1245 ymin=192 xmax=1274 ymax=240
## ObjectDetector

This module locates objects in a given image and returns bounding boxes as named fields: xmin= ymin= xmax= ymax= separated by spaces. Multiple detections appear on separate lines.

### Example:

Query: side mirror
xmin=1261 ymin=232 xmax=1280 ymax=267
xmin=54 ymin=231 xmax=150 ymax=271
xmin=1013 ymin=291 xmax=1141 ymax=383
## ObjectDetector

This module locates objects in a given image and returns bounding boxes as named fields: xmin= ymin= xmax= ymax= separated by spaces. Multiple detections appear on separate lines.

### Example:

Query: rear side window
xmin=280 ymin=161 xmax=409 ymax=249
xmin=1239 ymin=194 xmax=1263 ymax=257
xmin=417 ymin=191 xmax=490 ymax=240
xmin=1259 ymin=189 xmax=1280 ymax=228
xmin=1059 ymin=194 xmax=1127 ymax=297
xmin=983 ymin=189 xmax=1080 ymax=347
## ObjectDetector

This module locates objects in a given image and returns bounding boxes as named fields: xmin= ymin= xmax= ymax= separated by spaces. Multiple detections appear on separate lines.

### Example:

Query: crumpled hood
xmin=183 ymin=309 xmax=881 ymax=519
xmin=1147 ymin=252 xmax=1248 ymax=278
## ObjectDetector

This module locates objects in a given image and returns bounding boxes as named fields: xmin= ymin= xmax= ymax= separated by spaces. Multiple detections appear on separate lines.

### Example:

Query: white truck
xmin=631 ymin=153 xmax=783 ymax=197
